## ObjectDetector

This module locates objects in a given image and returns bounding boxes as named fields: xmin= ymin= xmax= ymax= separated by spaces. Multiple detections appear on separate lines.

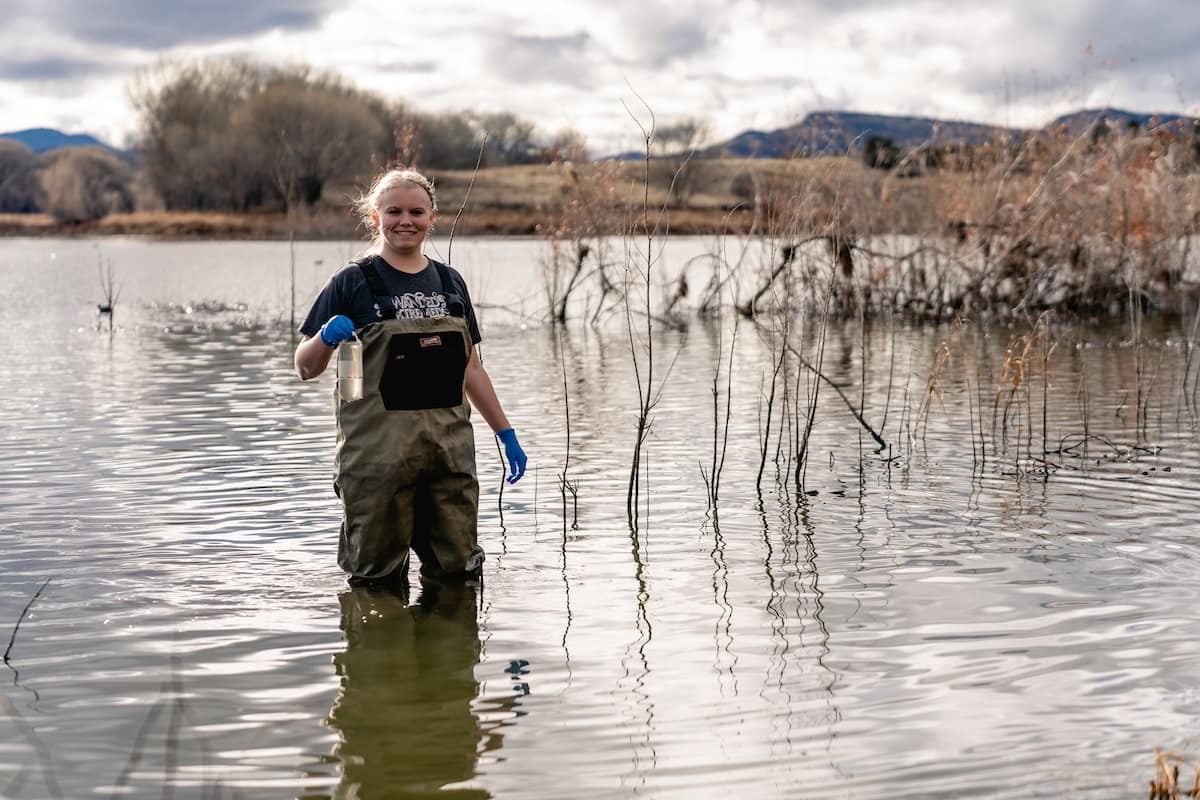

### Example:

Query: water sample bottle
xmin=337 ymin=336 xmax=363 ymax=402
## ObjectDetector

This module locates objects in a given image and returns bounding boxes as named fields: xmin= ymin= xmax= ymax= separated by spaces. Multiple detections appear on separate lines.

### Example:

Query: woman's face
xmin=373 ymin=183 xmax=434 ymax=254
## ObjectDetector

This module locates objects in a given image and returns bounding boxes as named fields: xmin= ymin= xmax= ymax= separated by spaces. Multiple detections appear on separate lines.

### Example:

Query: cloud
xmin=0 ymin=56 xmax=117 ymax=82
xmin=375 ymin=60 xmax=439 ymax=75
xmin=622 ymin=13 xmax=715 ymax=66
xmin=893 ymin=1 xmax=1200 ymax=123
xmin=1 ymin=0 xmax=1197 ymax=158
xmin=1062 ymin=1 xmax=1200 ymax=64
xmin=572 ymin=0 xmax=724 ymax=67
xmin=484 ymin=32 xmax=604 ymax=89
xmin=9 ymin=0 xmax=340 ymax=49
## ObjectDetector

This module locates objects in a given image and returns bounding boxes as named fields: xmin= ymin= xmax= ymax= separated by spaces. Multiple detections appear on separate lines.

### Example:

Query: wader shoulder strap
xmin=355 ymin=257 xmax=397 ymax=320
xmin=431 ymin=261 xmax=466 ymax=318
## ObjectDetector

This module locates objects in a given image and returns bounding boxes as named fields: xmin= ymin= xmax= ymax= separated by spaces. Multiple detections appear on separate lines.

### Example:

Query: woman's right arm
xmin=296 ymin=314 xmax=356 ymax=380
xmin=295 ymin=334 xmax=335 ymax=380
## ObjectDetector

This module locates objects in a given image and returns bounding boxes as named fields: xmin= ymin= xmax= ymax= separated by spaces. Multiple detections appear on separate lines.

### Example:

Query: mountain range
xmin=4 ymin=108 xmax=1198 ymax=164
xmin=708 ymin=107 xmax=1199 ymax=158
xmin=0 ymin=127 xmax=117 ymax=153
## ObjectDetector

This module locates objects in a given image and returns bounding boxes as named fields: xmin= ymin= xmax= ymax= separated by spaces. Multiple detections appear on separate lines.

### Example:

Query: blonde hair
xmin=354 ymin=167 xmax=437 ymax=253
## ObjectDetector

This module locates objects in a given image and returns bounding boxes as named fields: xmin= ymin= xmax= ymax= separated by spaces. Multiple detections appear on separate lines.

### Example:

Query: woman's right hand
xmin=319 ymin=315 xmax=355 ymax=346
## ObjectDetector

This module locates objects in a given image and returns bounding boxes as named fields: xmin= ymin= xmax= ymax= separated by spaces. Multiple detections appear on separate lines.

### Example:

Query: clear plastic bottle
xmin=337 ymin=336 xmax=363 ymax=402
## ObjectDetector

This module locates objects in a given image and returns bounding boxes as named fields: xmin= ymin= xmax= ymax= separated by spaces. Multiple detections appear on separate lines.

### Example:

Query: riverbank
xmin=0 ymin=158 xmax=829 ymax=239
xmin=8 ymin=147 xmax=1198 ymax=320
xmin=0 ymin=209 xmax=538 ymax=239
xmin=0 ymin=206 xmax=755 ymax=239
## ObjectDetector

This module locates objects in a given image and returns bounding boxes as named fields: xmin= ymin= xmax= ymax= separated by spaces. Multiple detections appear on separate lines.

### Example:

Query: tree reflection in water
xmin=327 ymin=577 xmax=489 ymax=799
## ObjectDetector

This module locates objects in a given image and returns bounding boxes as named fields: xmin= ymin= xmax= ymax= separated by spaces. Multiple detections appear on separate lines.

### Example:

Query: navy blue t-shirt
xmin=300 ymin=256 xmax=482 ymax=344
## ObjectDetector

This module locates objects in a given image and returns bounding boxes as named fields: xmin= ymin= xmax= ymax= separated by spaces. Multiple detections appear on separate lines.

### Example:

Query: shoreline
xmin=0 ymin=206 xmax=757 ymax=240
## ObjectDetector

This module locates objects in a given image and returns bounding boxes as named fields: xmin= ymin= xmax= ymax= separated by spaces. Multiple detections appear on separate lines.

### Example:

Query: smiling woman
xmin=294 ymin=166 xmax=528 ymax=586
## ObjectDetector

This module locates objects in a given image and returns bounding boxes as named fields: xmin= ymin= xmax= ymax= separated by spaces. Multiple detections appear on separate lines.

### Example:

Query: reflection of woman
xmin=327 ymin=579 xmax=488 ymax=799
xmin=295 ymin=168 xmax=526 ymax=583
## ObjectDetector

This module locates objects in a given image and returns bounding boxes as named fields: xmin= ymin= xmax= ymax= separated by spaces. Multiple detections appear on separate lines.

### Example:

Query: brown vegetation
xmin=1151 ymin=746 xmax=1200 ymax=799
xmin=6 ymin=81 xmax=1200 ymax=323
xmin=0 ymin=140 xmax=41 ymax=212
xmin=38 ymin=146 xmax=134 ymax=223
xmin=0 ymin=160 xmax=767 ymax=238
xmin=2 ymin=56 xmax=580 ymax=226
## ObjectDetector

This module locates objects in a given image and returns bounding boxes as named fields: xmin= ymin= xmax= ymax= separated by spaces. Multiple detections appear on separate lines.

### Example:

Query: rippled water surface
xmin=2 ymin=237 xmax=1200 ymax=799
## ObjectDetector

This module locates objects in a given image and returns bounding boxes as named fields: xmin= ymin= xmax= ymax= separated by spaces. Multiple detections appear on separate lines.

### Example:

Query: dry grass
xmin=0 ymin=213 xmax=57 ymax=234
xmin=0 ymin=209 xmax=353 ymax=239
xmin=433 ymin=157 xmax=874 ymax=230
xmin=1151 ymin=746 xmax=1200 ymax=799
xmin=4 ymin=136 xmax=1197 ymax=276
xmin=0 ymin=156 xmax=941 ymax=241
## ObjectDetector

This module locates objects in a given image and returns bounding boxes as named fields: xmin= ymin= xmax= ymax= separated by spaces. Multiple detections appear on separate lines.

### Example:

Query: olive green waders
xmin=333 ymin=261 xmax=483 ymax=581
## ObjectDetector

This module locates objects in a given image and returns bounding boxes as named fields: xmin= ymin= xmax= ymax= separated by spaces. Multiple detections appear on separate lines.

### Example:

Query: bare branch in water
xmin=786 ymin=342 xmax=889 ymax=451
xmin=4 ymin=578 xmax=50 ymax=668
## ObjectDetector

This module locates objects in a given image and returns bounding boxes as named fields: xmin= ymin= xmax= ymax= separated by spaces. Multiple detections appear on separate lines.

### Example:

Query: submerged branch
xmin=737 ymin=236 xmax=824 ymax=317
xmin=786 ymin=343 xmax=888 ymax=451
xmin=1 ymin=696 xmax=63 ymax=799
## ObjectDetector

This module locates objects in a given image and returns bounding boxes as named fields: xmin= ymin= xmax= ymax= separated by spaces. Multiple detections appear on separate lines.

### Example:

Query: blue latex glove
xmin=496 ymin=428 xmax=527 ymax=484
xmin=319 ymin=315 xmax=355 ymax=346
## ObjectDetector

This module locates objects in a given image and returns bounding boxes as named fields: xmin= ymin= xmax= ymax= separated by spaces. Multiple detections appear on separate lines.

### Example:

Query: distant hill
xmin=0 ymin=127 xmax=125 ymax=156
xmin=712 ymin=111 xmax=1018 ymax=158
xmin=693 ymin=108 xmax=1200 ymax=160
xmin=1046 ymin=107 xmax=1199 ymax=137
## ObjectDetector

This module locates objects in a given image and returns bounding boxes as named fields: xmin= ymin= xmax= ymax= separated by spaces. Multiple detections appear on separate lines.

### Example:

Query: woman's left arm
xmin=465 ymin=348 xmax=527 ymax=483
xmin=464 ymin=348 xmax=512 ymax=432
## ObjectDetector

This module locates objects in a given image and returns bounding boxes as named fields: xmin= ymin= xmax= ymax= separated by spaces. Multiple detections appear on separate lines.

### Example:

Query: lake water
xmin=2 ymin=236 xmax=1199 ymax=799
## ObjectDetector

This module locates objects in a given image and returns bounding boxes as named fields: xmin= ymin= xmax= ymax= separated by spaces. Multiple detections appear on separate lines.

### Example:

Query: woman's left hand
xmin=496 ymin=428 xmax=527 ymax=484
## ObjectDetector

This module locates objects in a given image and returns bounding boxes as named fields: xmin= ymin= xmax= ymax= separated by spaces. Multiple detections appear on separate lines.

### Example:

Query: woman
xmin=296 ymin=168 xmax=526 ymax=583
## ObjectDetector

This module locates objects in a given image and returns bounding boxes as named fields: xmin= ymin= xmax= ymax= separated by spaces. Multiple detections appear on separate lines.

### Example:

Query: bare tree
xmin=131 ymin=58 xmax=266 ymax=210
xmin=131 ymin=57 xmax=548 ymax=205
xmin=237 ymin=69 xmax=393 ymax=206
xmin=410 ymin=111 xmax=487 ymax=170
xmin=409 ymin=109 xmax=546 ymax=169
xmin=131 ymin=57 xmax=394 ymax=211
xmin=651 ymin=115 xmax=710 ymax=204
xmin=542 ymin=127 xmax=589 ymax=163
xmin=0 ymin=140 xmax=42 ymax=212
xmin=38 ymin=146 xmax=133 ymax=223
xmin=474 ymin=111 xmax=540 ymax=165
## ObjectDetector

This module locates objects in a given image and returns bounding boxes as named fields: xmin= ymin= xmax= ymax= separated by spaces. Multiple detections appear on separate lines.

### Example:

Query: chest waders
xmin=333 ymin=260 xmax=483 ymax=581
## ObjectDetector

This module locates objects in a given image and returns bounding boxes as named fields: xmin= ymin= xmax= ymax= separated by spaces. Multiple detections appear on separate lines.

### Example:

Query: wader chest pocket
xmin=379 ymin=330 xmax=468 ymax=410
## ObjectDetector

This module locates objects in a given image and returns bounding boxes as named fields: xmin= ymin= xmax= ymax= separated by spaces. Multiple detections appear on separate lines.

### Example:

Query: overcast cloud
xmin=0 ymin=0 xmax=1193 ymax=155
xmin=2 ymin=0 xmax=339 ymax=48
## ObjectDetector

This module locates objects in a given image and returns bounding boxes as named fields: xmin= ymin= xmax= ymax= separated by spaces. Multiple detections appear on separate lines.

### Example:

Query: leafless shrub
xmin=132 ymin=57 xmax=394 ymax=211
xmin=38 ymin=146 xmax=134 ymax=224
xmin=542 ymin=127 xmax=589 ymax=164
xmin=650 ymin=116 xmax=711 ymax=205
xmin=540 ymin=160 xmax=623 ymax=323
xmin=0 ymin=139 xmax=42 ymax=212
xmin=718 ymin=123 xmax=1200 ymax=322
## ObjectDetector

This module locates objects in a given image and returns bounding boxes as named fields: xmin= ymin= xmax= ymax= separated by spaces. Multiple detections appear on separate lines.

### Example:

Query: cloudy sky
xmin=0 ymin=0 xmax=1194 ymax=155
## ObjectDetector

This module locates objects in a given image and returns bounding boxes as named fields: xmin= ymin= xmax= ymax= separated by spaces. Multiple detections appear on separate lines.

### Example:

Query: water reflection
xmin=328 ymin=578 xmax=488 ymax=799
xmin=7 ymin=239 xmax=1200 ymax=796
